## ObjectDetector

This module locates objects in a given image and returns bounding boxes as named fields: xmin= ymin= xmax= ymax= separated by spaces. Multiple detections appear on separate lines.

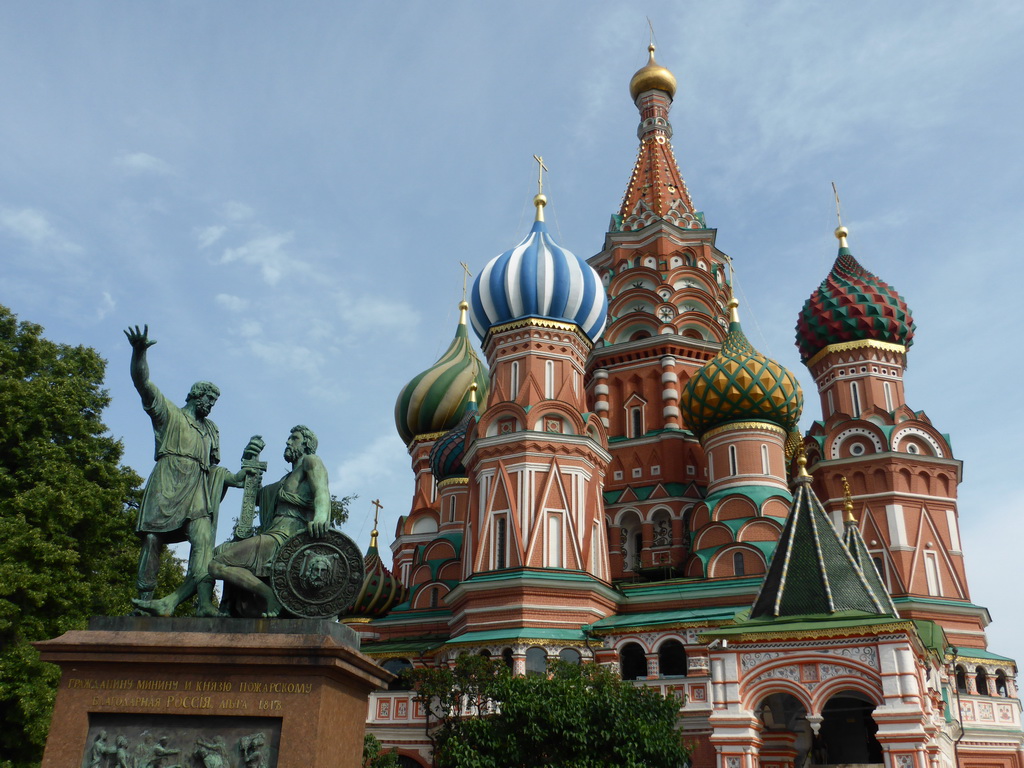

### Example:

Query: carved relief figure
xmin=300 ymin=552 xmax=338 ymax=591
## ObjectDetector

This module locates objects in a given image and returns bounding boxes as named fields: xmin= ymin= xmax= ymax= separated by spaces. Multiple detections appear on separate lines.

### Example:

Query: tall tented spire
xmin=615 ymin=44 xmax=703 ymax=232
xmin=841 ymin=477 xmax=898 ymax=616
xmin=750 ymin=456 xmax=896 ymax=619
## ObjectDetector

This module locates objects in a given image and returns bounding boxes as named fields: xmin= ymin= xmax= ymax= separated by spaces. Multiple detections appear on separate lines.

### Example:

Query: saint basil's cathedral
xmin=346 ymin=45 xmax=1024 ymax=768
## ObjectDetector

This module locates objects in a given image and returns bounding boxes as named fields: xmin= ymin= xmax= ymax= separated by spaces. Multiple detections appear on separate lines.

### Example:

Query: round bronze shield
xmin=270 ymin=530 xmax=364 ymax=619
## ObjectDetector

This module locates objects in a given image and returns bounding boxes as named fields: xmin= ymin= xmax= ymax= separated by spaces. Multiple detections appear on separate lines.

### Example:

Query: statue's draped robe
xmin=137 ymin=387 xmax=231 ymax=542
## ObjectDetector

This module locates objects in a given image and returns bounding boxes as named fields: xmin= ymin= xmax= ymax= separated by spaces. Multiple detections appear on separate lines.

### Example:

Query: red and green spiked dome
xmin=395 ymin=302 xmax=489 ymax=445
xmin=346 ymin=526 xmax=407 ymax=620
xmin=429 ymin=384 xmax=480 ymax=483
xmin=796 ymin=226 xmax=915 ymax=363
xmin=681 ymin=298 xmax=803 ymax=439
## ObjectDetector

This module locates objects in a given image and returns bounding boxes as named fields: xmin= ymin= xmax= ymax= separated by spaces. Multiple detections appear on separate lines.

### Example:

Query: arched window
xmin=883 ymin=381 xmax=893 ymax=411
xmin=850 ymin=381 xmax=861 ymax=418
xmin=559 ymin=648 xmax=581 ymax=665
xmin=382 ymin=658 xmax=413 ymax=691
xmin=448 ymin=496 xmax=457 ymax=523
xmin=761 ymin=444 xmax=769 ymax=475
xmin=525 ymin=647 xmax=547 ymax=677
xmin=658 ymin=640 xmax=687 ymax=677
xmin=976 ymin=667 xmax=990 ymax=696
xmin=510 ymin=361 xmax=520 ymax=397
xmin=728 ymin=445 xmax=738 ymax=475
xmin=429 ymin=587 xmax=439 ymax=608
xmin=955 ymin=665 xmax=968 ymax=693
xmin=545 ymin=360 xmax=555 ymax=399
xmin=733 ymin=551 xmax=745 ymax=576
xmin=619 ymin=642 xmax=647 ymax=681
xmin=996 ymin=670 xmax=1009 ymax=697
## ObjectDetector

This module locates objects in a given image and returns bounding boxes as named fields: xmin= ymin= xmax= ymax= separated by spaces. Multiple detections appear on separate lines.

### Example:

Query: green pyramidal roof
xmin=750 ymin=464 xmax=896 ymax=619
xmin=843 ymin=516 xmax=897 ymax=615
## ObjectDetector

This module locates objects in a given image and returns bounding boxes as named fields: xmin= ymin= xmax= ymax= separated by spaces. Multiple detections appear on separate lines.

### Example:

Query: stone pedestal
xmin=35 ymin=616 xmax=392 ymax=768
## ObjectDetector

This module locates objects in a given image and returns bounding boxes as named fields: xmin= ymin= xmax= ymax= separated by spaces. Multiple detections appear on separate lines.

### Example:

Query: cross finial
xmin=841 ymin=476 xmax=856 ymax=523
xmin=647 ymin=17 xmax=655 ymax=49
xmin=532 ymin=155 xmax=549 ymax=222
xmin=371 ymin=498 xmax=383 ymax=528
xmin=533 ymin=154 xmax=548 ymax=196
xmin=832 ymin=181 xmax=849 ymax=247
xmin=459 ymin=262 xmax=472 ymax=302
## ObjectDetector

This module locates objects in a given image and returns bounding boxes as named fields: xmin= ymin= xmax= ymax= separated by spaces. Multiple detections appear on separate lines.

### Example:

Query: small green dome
xmin=681 ymin=300 xmax=803 ymax=439
xmin=395 ymin=302 xmax=489 ymax=445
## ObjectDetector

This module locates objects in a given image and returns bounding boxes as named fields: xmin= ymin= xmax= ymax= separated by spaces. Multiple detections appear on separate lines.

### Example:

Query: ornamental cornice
xmin=437 ymin=477 xmax=469 ymax=489
xmin=486 ymin=317 xmax=594 ymax=348
xmin=700 ymin=621 xmax=915 ymax=644
xmin=805 ymin=339 xmax=906 ymax=369
xmin=701 ymin=420 xmax=787 ymax=441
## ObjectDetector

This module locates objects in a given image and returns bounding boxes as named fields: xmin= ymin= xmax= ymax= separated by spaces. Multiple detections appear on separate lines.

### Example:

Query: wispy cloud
xmin=96 ymin=291 xmax=115 ymax=320
xmin=197 ymin=225 xmax=227 ymax=249
xmin=220 ymin=232 xmax=297 ymax=285
xmin=215 ymin=293 xmax=249 ymax=312
xmin=245 ymin=338 xmax=324 ymax=378
xmin=0 ymin=206 xmax=82 ymax=253
xmin=115 ymin=151 xmax=175 ymax=176
xmin=222 ymin=201 xmax=254 ymax=221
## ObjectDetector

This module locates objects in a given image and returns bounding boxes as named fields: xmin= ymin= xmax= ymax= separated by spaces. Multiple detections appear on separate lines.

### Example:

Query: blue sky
xmin=2 ymin=2 xmax=1022 ymax=661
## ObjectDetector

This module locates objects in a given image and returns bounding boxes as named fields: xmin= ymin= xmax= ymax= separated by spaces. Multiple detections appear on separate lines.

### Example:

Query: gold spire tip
xmin=796 ymin=454 xmax=810 ymax=477
xmin=458 ymin=300 xmax=469 ymax=325
xmin=835 ymin=225 xmax=849 ymax=249
xmin=469 ymin=381 xmax=478 ymax=402
xmin=727 ymin=297 xmax=740 ymax=323
xmin=841 ymin=476 xmax=855 ymax=523
xmin=532 ymin=154 xmax=549 ymax=222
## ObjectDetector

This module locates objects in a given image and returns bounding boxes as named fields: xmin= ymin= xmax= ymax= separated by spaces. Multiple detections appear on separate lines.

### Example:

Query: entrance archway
xmin=817 ymin=692 xmax=882 ymax=765
xmin=756 ymin=693 xmax=813 ymax=768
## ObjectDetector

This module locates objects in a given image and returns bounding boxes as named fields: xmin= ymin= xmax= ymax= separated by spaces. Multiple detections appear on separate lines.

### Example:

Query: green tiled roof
xmin=361 ymin=637 xmax=447 ymax=658
xmin=446 ymin=628 xmax=588 ymax=646
xmin=843 ymin=517 xmax=897 ymax=615
xmin=589 ymin=606 xmax=741 ymax=633
xmin=750 ymin=468 xmax=895 ymax=620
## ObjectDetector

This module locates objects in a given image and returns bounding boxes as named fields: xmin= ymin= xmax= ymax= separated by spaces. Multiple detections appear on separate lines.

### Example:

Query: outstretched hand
xmin=124 ymin=325 xmax=157 ymax=351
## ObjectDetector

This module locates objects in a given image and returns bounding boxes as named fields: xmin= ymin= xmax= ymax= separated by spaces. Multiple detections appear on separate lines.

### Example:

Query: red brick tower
xmin=586 ymin=44 xmax=734 ymax=580
xmin=797 ymin=225 xmax=982 ymax=648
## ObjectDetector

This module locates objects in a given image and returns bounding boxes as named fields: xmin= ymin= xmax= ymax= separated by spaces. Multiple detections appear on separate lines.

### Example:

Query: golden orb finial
xmin=727 ymin=296 xmax=740 ymax=323
xmin=469 ymin=381 xmax=478 ymax=403
xmin=835 ymin=225 xmax=849 ymax=249
xmin=534 ymin=192 xmax=547 ymax=222
xmin=458 ymin=300 xmax=469 ymax=325
xmin=629 ymin=42 xmax=677 ymax=101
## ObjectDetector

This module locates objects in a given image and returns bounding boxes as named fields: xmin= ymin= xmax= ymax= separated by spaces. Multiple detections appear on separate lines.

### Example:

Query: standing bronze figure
xmin=125 ymin=325 xmax=261 ymax=617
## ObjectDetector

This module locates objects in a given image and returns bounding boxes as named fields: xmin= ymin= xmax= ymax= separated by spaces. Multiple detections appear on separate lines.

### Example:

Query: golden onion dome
xmin=629 ymin=43 xmax=677 ymax=101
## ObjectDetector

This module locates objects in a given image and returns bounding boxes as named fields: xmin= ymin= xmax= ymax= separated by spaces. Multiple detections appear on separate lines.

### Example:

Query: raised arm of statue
xmin=304 ymin=454 xmax=331 ymax=538
xmin=123 ymin=324 xmax=159 ymax=410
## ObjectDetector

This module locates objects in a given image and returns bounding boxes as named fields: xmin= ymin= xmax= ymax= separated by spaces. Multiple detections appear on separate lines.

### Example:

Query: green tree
xmin=408 ymin=655 xmax=692 ymax=768
xmin=363 ymin=732 xmax=400 ymax=768
xmin=0 ymin=306 xmax=182 ymax=768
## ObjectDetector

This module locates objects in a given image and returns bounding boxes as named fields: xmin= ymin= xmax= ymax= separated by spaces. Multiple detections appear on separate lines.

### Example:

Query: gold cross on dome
xmin=832 ymin=181 xmax=843 ymax=227
xmin=371 ymin=498 xmax=383 ymax=528
xmin=533 ymin=154 xmax=548 ymax=196
xmin=459 ymin=261 xmax=472 ymax=301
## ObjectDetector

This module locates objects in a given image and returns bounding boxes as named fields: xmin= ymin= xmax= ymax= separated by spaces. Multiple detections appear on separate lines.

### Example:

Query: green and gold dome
xmin=681 ymin=298 xmax=803 ymax=439
xmin=395 ymin=301 xmax=489 ymax=445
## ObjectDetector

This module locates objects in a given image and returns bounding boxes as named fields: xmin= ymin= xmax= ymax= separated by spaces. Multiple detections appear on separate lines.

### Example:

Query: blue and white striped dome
xmin=470 ymin=218 xmax=608 ymax=343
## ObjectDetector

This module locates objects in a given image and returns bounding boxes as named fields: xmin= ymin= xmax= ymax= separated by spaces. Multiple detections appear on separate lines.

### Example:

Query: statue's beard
xmin=284 ymin=445 xmax=302 ymax=462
